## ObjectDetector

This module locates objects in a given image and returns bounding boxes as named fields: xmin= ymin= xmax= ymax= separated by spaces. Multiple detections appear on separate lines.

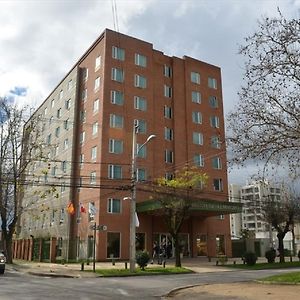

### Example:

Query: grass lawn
xmin=260 ymin=271 xmax=300 ymax=284
xmin=91 ymin=266 xmax=192 ymax=277
xmin=224 ymin=261 xmax=300 ymax=270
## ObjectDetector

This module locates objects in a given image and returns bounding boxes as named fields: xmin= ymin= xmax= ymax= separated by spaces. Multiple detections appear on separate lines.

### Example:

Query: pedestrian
xmin=151 ymin=241 xmax=159 ymax=264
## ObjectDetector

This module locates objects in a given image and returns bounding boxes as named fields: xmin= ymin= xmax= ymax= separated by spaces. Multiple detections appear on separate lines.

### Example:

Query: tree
xmin=151 ymin=167 xmax=208 ymax=267
xmin=262 ymin=193 xmax=300 ymax=263
xmin=0 ymin=98 xmax=42 ymax=263
xmin=227 ymin=11 xmax=300 ymax=178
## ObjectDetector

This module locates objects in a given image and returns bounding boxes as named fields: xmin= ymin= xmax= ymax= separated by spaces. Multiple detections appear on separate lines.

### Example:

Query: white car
xmin=0 ymin=252 xmax=5 ymax=274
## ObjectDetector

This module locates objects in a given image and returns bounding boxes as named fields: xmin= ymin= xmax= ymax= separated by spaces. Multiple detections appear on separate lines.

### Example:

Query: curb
xmin=27 ymin=271 xmax=80 ymax=278
xmin=162 ymin=283 xmax=204 ymax=298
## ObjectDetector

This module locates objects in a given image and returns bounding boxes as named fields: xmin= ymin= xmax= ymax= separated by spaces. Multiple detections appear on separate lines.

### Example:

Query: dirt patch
xmin=166 ymin=282 xmax=300 ymax=299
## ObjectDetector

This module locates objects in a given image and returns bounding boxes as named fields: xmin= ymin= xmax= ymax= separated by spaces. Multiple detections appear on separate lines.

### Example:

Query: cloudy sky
xmin=0 ymin=0 xmax=299 ymax=185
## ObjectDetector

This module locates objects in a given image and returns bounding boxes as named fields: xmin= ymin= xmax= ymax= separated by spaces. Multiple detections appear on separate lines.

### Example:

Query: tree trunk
xmin=277 ymin=232 xmax=285 ymax=263
xmin=292 ymin=228 xmax=296 ymax=256
xmin=3 ymin=233 xmax=13 ymax=264
xmin=173 ymin=236 xmax=181 ymax=267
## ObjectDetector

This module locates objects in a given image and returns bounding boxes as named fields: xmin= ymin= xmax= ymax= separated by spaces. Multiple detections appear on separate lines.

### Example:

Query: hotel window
xmin=136 ymin=143 xmax=147 ymax=158
xmin=80 ymin=131 xmax=85 ymax=144
xmin=208 ymin=77 xmax=217 ymax=89
xmin=68 ymin=80 xmax=72 ymax=91
xmin=137 ymin=168 xmax=146 ymax=181
xmin=109 ymin=139 xmax=123 ymax=154
xmin=80 ymin=110 xmax=86 ymax=123
xmin=51 ymin=165 xmax=57 ymax=176
xmin=44 ymin=107 xmax=48 ymax=115
xmin=55 ymin=127 xmax=60 ymax=138
xmin=57 ymin=108 xmax=61 ymax=118
xmin=65 ymin=99 xmax=71 ymax=110
xmin=213 ymin=178 xmax=223 ymax=191
xmin=93 ymin=99 xmax=99 ymax=113
xmin=107 ymin=232 xmax=120 ymax=259
xmin=164 ymin=106 xmax=173 ymax=119
xmin=210 ymin=116 xmax=220 ymax=128
xmin=92 ymin=122 xmax=98 ymax=135
xmin=164 ymin=65 xmax=172 ymax=77
xmin=47 ymin=134 xmax=52 ymax=145
xmin=60 ymin=208 xmax=65 ymax=224
xmin=51 ymin=99 xmax=55 ymax=108
xmin=64 ymin=118 xmax=69 ymax=130
xmin=134 ymin=74 xmax=147 ymax=88
xmin=108 ymin=165 xmax=122 ymax=179
xmin=59 ymin=90 xmax=63 ymax=100
xmin=79 ymin=154 xmax=84 ymax=168
xmin=111 ymin=68 xmax=124 ymax=83
xmin=108 ymin=198 xmax=121 ymax=213
xmin=112 ymin=46 xmax=125 ymax=61
xmin=211 ymin=136 xmax=221 ymax=149
xmin=111 ymin=90 xmax=124 ymax=105
xmin=82 ymin=88 xmax=87 ymax=101
xmin=191 ymin=71 xmax=200 ymax=84
xmin=82 ymin=68 xmax=88 ymax=81
xmin=209 ymin=96 xmax=218 ymax=108
xmin=64 ymin=138 xmax=69 ymax=149
xmin=164 ymin=85 xmax=172 ymax=98
xmin=90 ymin=171 xmax=97 ymax=184
xmin=212 ymin=157 xmax=222 ymax=169
xmin=134 ymin=119 xmax=147 ymax=133
xmin=192 ymin=91 xmax=201 ymax=104
xmin=94 ymin=77 xmax=100 ymax=90
xmin=194 ymin=154 xmax=204 ymax=167
xmin=164 ymin=127 xmax=173 ymax=141
xmin=193 ymin=132 xmax=203 ymax=145
xmin=134 ymin=96 xmax=147 ymax=111
xmin=95 ymin=55 xmax=101 ymax=70
xmin=61 ymin=161 xmax=67 ymax=173
xmin=135 ymin=53 xmax=147 ymax=67
xmin=91 ymin=146 xmax=97 ymax=160
xmin=165 ymin=172 xmax=174 ymax=180
xmin=192 ymin=111 xmax=202 ymax=124
xmin=88 ymin=202 xmax=95 ymax=221
xmin=110 ymin=114 xmax=124 ymax=128
xmin=165 ymin=150 xmax=174 ymax=163
xmin=55 ymin=145 xmax=59 ymax=156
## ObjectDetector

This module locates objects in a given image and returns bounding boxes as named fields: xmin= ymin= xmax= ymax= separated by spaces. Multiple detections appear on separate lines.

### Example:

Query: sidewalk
xmin=7 ymin=257 xmax=235 ymax=278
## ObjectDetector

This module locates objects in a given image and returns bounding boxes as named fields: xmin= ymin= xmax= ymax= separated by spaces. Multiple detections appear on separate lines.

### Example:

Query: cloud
xmin=0 ymin=0 xmax=299 ymax=184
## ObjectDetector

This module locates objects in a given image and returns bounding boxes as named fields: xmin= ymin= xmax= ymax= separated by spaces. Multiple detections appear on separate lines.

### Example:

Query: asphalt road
xmin=1 ymin=268 xmax=299 ymax=299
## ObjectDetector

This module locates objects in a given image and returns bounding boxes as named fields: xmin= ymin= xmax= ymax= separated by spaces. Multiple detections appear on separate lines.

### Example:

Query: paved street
xmin=2 ymin=264 xmax=300 ymax=299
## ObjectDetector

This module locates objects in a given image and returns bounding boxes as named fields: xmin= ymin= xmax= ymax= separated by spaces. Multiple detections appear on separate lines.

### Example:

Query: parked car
xmin=0 ymin=252 xmax=5 ymax=274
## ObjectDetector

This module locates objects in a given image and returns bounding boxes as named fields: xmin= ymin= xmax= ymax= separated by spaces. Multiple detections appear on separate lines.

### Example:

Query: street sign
xmin=90 ymin=224 xmax=107 ymax=231
xmin=97 ymin=225 xmax=107 ymax=231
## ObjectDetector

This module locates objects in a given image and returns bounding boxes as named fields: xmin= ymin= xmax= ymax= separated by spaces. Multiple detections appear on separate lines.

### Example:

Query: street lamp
xmin=129 ymin=124 xmax=156 ymax=272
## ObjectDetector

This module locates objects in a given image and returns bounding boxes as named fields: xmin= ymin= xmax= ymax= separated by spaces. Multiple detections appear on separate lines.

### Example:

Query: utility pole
xmin=129 ymin=123 xmax=156 ymax=272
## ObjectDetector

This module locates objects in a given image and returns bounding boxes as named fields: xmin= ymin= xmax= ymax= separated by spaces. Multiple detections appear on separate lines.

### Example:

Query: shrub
xmin=297 ymin=250 xmax=300 ymax=261
xmin=284 ymin=248 xmax=291 ymax=257
xmin=243 ymin=252 xmax=257 ymax=266
xmin=265 ymin=249 xmax=276 ymax=263
xmin=217 ymin=255 xmax=228 ymax=265
xmin=136 ymin=250 xmax=150 ymax=270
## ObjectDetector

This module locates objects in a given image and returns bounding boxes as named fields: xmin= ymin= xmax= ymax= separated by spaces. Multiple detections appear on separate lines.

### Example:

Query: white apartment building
xmin=229 ymin=180 xmax=295 ymax=252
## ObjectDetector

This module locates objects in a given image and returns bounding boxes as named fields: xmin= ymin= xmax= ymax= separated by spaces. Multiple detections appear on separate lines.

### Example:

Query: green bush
xmin=265 ymin=249 xmax=276 ymax=263
xmin=217 ymin=255 xmax=228 ymax=265
xmin=243 ymin=252 xmax=257 ymax=266
xmin=284 ymin=248 xmax=291 ymax=257
xmin=136 ymin=250 xmax=150 ymax=270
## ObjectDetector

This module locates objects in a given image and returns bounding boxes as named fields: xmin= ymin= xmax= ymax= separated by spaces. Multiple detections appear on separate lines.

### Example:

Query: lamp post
xmin=129 ymin=123 xmax=156 ymax=272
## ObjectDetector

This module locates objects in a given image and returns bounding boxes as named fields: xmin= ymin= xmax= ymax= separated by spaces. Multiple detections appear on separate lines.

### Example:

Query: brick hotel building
xmin=15 ymin=29 xmax=241 ymax=262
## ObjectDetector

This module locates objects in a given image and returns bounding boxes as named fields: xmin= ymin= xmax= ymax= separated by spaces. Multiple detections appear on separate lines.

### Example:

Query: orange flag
xmin=67 ymin=202 xmax=75 ymax=215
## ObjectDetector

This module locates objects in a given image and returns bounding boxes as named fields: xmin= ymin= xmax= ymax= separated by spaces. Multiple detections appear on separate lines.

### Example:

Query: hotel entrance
xmin=153 ymin=233 xmax=190 ymax=258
